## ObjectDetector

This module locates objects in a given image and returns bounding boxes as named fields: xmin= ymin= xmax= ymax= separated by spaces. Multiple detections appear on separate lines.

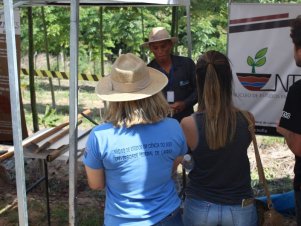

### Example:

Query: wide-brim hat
xmin=141 ymin=27 xmax=178 ymax=48
xmin=95 ymin=53 xmax=168 ymax=102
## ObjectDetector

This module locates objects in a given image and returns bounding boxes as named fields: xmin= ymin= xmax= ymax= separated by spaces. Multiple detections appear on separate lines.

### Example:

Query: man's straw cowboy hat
xmin=95 ymin=53 xmax=168 ymax=102
xmin=141 ymin=27 xmax=178 ymax=48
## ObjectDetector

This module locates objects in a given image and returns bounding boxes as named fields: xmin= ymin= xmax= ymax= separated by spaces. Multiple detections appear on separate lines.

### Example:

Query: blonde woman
xmin=83 ymin=53 xmax=187 ymax=226
xmin=181 ymin=51 xmax=257 ymax=226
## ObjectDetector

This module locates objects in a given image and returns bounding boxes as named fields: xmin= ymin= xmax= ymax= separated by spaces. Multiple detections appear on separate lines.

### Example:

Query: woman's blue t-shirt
xmin=83 ymin=118 xmax=187 ymax=226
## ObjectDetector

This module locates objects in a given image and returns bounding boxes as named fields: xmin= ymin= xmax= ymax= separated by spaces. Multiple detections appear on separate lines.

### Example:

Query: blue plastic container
xmin=256 ymin=190 xmax=295 ymax=215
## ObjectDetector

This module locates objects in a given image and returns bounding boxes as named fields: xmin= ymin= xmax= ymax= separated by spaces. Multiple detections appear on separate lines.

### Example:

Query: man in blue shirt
xmin=142 ymin=27 xmax=197 ymax=122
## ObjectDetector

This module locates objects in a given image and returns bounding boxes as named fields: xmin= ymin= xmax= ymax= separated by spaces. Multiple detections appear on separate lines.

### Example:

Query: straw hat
xmin=95 ymin=53 xmax=168 ymax=102
xmin=141 ymin=27 xmax=178 ymax=48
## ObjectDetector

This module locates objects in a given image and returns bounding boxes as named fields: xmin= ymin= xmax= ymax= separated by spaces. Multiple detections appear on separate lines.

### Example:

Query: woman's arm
xmin=84 ymin=166 xmax=105 ymax=190
xmin=180 ymin=116 xmax=198 ymax=150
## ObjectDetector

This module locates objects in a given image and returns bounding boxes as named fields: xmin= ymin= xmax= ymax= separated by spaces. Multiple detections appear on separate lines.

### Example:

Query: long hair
xmin=196 ymin=50 xmax=237 ymax=150
xmin=104 ymin=92 xmax=170 ymax=127
xmin=291 ymin=15 xmax=301 ymax=49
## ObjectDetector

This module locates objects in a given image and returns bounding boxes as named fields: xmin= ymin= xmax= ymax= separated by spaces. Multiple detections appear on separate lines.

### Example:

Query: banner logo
xmin=236 ymin=47 xmax=271 ymax=91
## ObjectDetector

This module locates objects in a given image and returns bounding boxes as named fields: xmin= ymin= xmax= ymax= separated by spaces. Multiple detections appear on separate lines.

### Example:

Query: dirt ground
xmin=0 ymin=147 xmax=104 ymax=225
xmin=0 ymin=139 xmax=298 ymax=225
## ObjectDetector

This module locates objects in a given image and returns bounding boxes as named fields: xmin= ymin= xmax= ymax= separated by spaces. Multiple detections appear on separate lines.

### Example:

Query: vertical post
xmin=185 ymin=3 xmax=192 ymax=58
xmin=28 ymin=7 xmax=39 ymax=132
xmin=43 ymin=160 xmax=51 ymax=226
xmin=99 ymin=7 xmax=104 ymax=77
xmin=171 ymin=6 xmax=178 ymax=55
xmin=41 ymin=7 xmax=56 ymax=109
xmin=140 ymin=8 xmax=146 ymax=61
xmin=69 ymin=0 xmax=79 ymax=225
xmin=3 ymin=0 xmax=28 ymax=225
xmin=226 ymin=0 xmax=232 ymax=56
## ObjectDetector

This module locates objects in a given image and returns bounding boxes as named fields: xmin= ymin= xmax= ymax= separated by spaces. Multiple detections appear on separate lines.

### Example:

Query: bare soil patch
xmin=0 ymin=152 xmax=104 ymax=226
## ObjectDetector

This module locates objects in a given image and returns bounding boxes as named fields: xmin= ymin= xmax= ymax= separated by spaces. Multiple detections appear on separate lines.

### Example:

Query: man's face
xmin=294 ymin=46 xmax=301 ymax=67
xmin=149 ymin=40 xmax=173 ymax=62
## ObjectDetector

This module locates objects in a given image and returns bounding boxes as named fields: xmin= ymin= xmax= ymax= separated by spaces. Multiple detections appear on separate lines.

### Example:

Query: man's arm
xmin=84 ymin=166 xmax=105 ymax=190
xmin=277 ymin=126 xmax=301 ymax=156
xmin=182 ymin=91 xmax=197 ymax=110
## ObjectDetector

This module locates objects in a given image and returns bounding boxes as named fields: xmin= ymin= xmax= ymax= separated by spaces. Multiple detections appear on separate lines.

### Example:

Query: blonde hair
xmin=104 ymin=92 xmax=170 ymax=127
xmin=196 ymin=51 xmax=237 ymax=150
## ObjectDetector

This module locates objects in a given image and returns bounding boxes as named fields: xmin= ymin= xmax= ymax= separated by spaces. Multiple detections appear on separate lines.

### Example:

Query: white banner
xmin=228 ymin=3 xmax=301 ymax=135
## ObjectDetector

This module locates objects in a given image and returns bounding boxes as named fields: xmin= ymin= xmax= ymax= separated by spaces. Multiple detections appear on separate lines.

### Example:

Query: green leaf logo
xmin=247 ymin=47 xmax=268 ymax=73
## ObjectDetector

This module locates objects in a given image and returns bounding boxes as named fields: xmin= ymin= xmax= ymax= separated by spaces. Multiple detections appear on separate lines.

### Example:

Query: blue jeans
xmin=183 ymin=197 xmax=257 ymax=226
xmin=153 ymin=207 xmax=184 ymax=226
xmin=296 ymin=190 xmax=301 ymax=226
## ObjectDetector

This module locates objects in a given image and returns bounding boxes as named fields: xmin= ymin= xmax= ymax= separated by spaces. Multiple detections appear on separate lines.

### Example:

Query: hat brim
xmin=95 ymin=67 xmax=168 ymax=102
xmin=141 ymin=37 xmax=178 ymax=48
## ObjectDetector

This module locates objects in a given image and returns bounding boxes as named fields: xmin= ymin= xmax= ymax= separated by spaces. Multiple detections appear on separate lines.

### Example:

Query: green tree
xmin=189 ymin=0 xmax=228 ymax=60
xmin=21 ymin=7 xmax=70 ymax=58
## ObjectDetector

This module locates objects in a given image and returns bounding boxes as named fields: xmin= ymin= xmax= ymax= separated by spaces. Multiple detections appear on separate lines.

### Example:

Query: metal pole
xmin=69 ymin=0 xmax=79 ymax=225
xmin=44 ymin=160 xmax=51 ymax=226
xmin=0 ymin=1 xmax=26 ymax=15
xmin=3 ymin=1 xmax=28 ymax=225
xmin=185 ymin=2 xmax=192 ymax=58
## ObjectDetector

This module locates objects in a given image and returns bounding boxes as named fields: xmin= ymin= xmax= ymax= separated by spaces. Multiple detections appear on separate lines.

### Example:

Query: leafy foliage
xmin=20 ymin=0 xmax=301 ymax=73
xmin=39 ymin=104 xmax=60 ymax=127
xmin=21 ymin=7 xmax=70 ymax=56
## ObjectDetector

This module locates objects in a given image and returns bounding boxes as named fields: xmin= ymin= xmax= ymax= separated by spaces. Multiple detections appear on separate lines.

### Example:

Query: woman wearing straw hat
xmin=142 ymin=27 xmax=197 ymax=122
xmin=83 ymin=53 xmax=187 ymax=226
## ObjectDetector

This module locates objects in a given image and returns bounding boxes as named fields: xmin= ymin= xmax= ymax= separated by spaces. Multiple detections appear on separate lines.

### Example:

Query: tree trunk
xmin=28 ymin=7 xmax=39 ymax=132
xmin=41 ymin=7 xmax=56 ymax=109
xmin=99 ymin=7 xmax=104 ymax=77
xmin=171 ymin=6 xmax=179 ymax=55
xmin=140 ymin=8 xmax=146 ymax=61
xmin=56 ymin=55 xmax=61 ymax=87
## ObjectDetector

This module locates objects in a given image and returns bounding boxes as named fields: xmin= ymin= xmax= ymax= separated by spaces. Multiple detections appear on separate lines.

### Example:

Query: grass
xmin=257 ymin=135 xmax=286 ymax=146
